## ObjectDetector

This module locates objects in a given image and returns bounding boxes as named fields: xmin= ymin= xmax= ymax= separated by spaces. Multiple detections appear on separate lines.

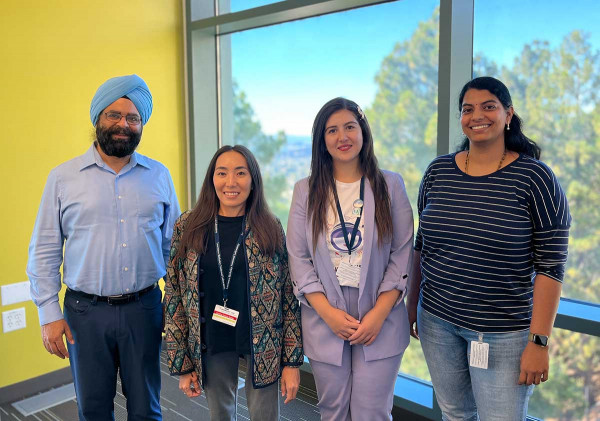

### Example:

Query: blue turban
xmin=90 ymin=74 xmax=153 ymax=126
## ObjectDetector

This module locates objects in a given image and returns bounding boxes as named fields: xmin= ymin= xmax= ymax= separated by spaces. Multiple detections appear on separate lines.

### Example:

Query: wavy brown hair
xmin=175 ymin=145 xmax=282 ymax=261
xmin=308 ymin=97 xmax=392 ymax=250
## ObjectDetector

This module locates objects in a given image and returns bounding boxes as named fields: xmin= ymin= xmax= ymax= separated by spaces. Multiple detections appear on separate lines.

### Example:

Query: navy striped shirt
xmin=415 ymin=153 xmax=571 ymax=332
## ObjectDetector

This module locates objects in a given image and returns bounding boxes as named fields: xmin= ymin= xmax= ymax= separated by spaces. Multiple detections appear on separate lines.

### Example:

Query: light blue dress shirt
xmin=27 ymin=144 xmax=181 ymax=325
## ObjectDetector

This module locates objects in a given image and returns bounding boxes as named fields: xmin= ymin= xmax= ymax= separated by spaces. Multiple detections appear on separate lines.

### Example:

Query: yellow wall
xmin=0 ymin=1 xmax=186 ymax=388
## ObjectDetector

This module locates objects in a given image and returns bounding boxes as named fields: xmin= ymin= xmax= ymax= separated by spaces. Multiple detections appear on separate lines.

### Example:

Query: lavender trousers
xmin=308 ymin=286 xmax=404 ymax=421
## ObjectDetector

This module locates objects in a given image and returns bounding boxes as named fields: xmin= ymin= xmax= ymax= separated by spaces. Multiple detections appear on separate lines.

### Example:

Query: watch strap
xmin=528 ymin=332 xmax=549 ymax=347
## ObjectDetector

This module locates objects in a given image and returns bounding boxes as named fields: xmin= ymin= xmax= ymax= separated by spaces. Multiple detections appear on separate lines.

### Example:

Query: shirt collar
xmin=79 ymin=144 xmax=150 ymax=171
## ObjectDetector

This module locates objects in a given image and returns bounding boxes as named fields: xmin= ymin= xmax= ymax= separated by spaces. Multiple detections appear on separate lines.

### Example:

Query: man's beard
xmin=95 ymin=124 xmax=142 ymax=158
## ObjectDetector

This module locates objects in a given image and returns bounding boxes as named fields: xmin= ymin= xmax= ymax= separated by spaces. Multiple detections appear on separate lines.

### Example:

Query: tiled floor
xmin=1 ymin=351 xmax=321 ymax=421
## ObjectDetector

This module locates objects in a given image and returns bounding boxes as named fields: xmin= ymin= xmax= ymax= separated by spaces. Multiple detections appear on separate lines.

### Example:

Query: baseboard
xmin=0 ymin=367 xmax=73 ymax=405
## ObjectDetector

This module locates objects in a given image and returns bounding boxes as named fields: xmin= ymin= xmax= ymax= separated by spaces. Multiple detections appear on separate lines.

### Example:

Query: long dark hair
xmin=308 ymin=97 xmax=392 ymax=250
xmin=458 ymin=76 xmax=541 ymax=159
xmin=175 ymin=145 xmax=282 ymax=261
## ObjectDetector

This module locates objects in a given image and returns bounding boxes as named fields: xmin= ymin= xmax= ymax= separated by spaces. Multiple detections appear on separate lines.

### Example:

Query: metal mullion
xmin=437 ymin=0 xmax=473 ymax=156
xmin=189 ymin=0 xmax=395 ymax=35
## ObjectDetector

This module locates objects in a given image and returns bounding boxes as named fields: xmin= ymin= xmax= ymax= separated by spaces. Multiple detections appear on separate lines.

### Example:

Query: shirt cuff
xmin=38 ymin=302 xmax=64 ymax=326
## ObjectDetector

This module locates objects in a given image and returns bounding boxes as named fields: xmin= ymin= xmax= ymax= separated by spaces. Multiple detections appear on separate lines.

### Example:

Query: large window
xmin=223 ymin=0 xmax=438 ymax=383
xmin=474 ymin=0 xmax=600 ymax=306
xmin=225 ymin=0 xmax=439 ymax=221
xmin=187 ymin=0 xmax=600 ymax=418
xmin=474 ymin=1 xmax=600 ymax=418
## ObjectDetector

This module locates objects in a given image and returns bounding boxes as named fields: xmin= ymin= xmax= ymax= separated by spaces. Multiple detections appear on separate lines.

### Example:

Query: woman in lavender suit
xmin=286 ymin=97 xmax=414 ymax=420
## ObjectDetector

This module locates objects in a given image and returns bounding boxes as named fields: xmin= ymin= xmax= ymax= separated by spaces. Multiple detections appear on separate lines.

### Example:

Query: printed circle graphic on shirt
xmin=330 ymin=222 xmax=363 ymax=253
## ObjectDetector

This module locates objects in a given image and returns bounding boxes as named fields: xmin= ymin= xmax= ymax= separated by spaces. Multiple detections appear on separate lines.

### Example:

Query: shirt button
xmin=201 ymin=344 xmax=207 ymax=351
xmin=200 ymin=317 xmax=206 ymax=323
xmin=122 ymin=243 xmax=127 ymax=247
xmin=126 ymin=288 xmax=130 ymax=292
xmin=118 ymin=195 xmax=122 ymax=199
xmin=124 ymin=267 xmax=128 ymax=271
xmin=199 ymin=292 xmax=205 ymax=298
xmin=120 ymin=219 xmax=125 ymax=223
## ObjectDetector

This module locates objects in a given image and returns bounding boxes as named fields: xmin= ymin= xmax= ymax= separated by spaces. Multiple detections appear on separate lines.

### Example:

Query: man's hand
xmin=280 ymin=366 xmax=300 ymax=404
xmin=41 ymin=319 xmax=74 ymax=359
xmin=179 ymin=371 xmax=202 ymax=398
xmin=323 ymin=308 xmax=360 ymax=340
xmin=348 ymin=307 xmax=386 ymax=346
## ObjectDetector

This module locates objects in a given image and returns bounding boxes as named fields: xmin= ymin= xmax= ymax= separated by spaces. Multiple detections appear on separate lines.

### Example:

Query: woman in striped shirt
xmin=406 ymin=76 xmax=571 ymax=420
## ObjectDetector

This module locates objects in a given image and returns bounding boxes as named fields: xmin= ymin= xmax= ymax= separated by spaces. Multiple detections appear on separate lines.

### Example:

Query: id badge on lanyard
xmin=333 ymin=177 xmax=364 ymax=287
xmin=212 ymin=215 xmax=246 ymax=327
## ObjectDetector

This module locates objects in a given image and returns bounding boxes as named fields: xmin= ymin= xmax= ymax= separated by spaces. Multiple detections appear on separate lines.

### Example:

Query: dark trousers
xmin=64 ymin=286 xmax=163 ymax=421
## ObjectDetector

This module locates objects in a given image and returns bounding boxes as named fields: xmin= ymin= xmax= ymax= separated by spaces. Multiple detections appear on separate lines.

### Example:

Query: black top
xmin=199 ymin=215 xmax=251 ymax=355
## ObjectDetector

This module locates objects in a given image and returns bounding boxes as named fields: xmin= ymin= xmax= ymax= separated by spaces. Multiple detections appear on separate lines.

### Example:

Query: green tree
xmin=232 ymin=83 xmax=291 ymax=226
xmin=366 ymin=8 xmax=441 ymax=384
xmin=490 ymin=31 xmax=600 ymax=419
xmin=368 ymin=6 xmax=600 ymax=418
xmin=367 ymin=7 xmax=439 ymax=206
xmin=494 ymin=31 xmax=600 ymax=304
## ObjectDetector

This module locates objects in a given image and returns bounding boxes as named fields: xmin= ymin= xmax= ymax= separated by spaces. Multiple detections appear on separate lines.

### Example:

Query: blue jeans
xmin=417 ymin=305 xmax=534 ymax=421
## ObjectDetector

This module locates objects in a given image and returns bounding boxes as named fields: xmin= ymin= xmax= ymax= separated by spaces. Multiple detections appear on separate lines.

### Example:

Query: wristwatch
xmin=528 ymin=333 xmax=549 ymax=347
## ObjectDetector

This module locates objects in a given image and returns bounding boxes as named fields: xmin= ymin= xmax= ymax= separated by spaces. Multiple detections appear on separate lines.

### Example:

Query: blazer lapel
xmin=307 ymin=206 xmax=346 ymax=310
xmin=318 ymin=230 xmax=346 ymax=307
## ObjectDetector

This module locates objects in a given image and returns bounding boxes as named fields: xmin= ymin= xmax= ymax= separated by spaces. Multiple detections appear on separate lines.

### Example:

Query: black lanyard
xmin=332 ymin=176 xmax=365 ymax=256
xmin=214 ymin=215 xmax=246 ymax=307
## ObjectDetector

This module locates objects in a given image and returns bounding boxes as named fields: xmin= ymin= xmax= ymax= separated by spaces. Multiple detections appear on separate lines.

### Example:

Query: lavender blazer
xmin=286 ymin=170 xmax=414 ymax=366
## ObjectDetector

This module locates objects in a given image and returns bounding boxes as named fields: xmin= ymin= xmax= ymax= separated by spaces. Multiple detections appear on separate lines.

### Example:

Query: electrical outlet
xmin=2 ymin=308 xmax=26 ymax=333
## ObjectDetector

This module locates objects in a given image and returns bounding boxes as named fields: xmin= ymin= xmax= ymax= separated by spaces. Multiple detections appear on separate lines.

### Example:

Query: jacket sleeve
xmin=286 ymin=180 xmax=326 ymax=306
xmin=164 ymin=212 xmax=195 ymax=376
xmin=278 ymin=221 xmax=304 ymax=367
xmin=377 ymin=172 xmax=414 ymax=303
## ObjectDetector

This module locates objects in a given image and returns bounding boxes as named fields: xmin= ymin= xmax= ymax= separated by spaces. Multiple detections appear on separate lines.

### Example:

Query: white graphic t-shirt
xmin=327 ymin=179 xmax=365 ymax=288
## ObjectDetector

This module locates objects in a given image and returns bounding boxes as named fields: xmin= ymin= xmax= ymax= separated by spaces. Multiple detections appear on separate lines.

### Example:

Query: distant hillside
xmin=263 ymin=134 xmax=312 ymax=185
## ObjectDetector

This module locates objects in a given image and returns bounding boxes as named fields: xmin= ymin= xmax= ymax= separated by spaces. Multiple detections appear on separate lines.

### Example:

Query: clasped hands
xmin=324 ymin=307 xmax=385 ymax=346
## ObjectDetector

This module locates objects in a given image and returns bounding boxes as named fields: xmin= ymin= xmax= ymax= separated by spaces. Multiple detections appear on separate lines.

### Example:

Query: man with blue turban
xmin=27 ymin=74 xmax=180 ymax=420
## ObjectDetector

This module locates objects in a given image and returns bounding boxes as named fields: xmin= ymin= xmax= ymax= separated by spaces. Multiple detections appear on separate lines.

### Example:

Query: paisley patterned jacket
xmin=164 ymin=211 xmax=303 ymax=388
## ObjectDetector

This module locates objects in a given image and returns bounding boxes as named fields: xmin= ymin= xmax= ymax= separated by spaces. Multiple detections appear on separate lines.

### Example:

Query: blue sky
xmin=229 ymin=0 xmax=600 ymax=136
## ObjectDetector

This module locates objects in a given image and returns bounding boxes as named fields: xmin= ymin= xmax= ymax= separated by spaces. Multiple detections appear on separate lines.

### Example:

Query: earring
xmin=506 ymin=122 xmax=510 ymax=131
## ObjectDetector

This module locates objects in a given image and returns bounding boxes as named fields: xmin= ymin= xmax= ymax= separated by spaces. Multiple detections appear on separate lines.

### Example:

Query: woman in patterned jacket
xmin=164 ymin=144 xmax=303 ymax=421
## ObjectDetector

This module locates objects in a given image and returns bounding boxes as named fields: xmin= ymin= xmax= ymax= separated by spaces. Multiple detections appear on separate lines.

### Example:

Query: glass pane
xmin=473 ymin=0 xmax=600 ymax=305
xmin=222 ymin=0 xmax=439 ymax=381
xmin=528 ymin=328 xmax=600 ymax=420
xmin=218 ymin=0 xmax=281 ymax=14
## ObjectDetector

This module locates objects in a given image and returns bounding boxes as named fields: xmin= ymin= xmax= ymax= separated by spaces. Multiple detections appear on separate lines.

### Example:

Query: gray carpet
xmin=1 ymin=351 xmax=320 ymax=421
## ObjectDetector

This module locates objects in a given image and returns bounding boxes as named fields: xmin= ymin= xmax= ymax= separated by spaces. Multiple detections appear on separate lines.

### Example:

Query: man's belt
xmin=67 ymin=283 xmax=158 ymax=305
